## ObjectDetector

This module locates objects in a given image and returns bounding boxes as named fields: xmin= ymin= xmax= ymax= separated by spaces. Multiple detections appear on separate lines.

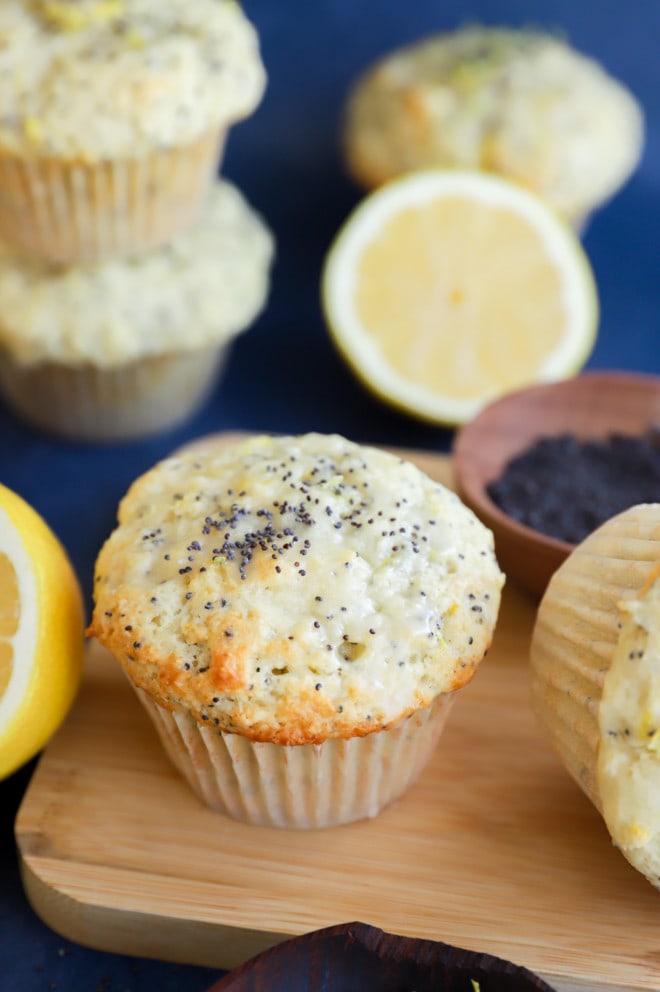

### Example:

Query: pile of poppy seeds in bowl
xmin=487 ymin=427 xmax=660 ymax=545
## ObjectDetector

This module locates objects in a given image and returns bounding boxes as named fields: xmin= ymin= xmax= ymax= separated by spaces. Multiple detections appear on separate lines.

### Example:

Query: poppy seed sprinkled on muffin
xmin=89 ymin=433 xmax=504 ymax=743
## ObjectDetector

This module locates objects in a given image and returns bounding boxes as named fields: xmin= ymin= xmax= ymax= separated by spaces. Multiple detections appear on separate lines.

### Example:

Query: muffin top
xmin=88 ymin=433 xmax=505 ymax=745
xmin=343 ymin=26 xmax=644 ymax=223
xmin=0 ymin=179 xmax=274 ymax=367
xmin=0 ymin=0 xmax=266 ymax=159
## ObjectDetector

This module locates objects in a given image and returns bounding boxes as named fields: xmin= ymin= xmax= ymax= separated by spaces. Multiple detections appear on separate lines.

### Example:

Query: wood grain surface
xmin=14 ymin=445 xmax=660 ymax=992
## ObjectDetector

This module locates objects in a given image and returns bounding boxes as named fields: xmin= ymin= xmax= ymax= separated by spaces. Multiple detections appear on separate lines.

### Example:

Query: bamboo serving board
xmin=15 ymin=444 xmax=660 ymax=992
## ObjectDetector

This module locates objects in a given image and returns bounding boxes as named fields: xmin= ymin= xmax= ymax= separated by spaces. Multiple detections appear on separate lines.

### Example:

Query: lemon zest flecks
xmin=125 ymin=29 xmax=145 ymax=49
xmin=23 ymin=117 xmax=43 ymax=145
xmin=638 ymin=709 xmax=660 ymax=752
xmin=39 ymin=0 xmax=125 ymax=32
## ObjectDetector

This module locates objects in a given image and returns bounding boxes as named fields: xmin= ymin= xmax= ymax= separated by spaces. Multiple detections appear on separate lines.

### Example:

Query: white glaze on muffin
xmin=89 ymin=433 xmax=504 ymax=745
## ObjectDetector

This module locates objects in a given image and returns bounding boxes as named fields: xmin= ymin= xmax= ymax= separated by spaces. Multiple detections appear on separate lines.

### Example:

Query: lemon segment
xmin=322 ymin=169 xmax=599 ymax=425
xmin=0 ymin=484 xmax=85 ymax=780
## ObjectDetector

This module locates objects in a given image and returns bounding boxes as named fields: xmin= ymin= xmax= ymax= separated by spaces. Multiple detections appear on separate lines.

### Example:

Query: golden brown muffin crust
xmin=89 ymin=433 xmax=504 ymax=745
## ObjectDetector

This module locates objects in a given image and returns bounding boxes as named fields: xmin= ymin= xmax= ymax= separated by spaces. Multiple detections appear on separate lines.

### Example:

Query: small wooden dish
xmin=453 ymin=371 xmax=660 ymax=598
xmin=206 ymin=921 xmax=557 ymax=992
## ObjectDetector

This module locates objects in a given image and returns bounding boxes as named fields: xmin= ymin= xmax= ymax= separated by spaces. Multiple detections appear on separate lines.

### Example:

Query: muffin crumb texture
xmin=0 ymin=179 xmax=274 ymax=369
xmin=89 ymin=433 xmax=504 ymax=746
xmin=0 ymin=0 xmax=266 ymax=159
xmin=530 ymin=503 xmax=660 ymax=888
xmin=344 ymin=25 xmax=644 ymax=224
xmin=598 ymin=568 xmax=660 ymax=886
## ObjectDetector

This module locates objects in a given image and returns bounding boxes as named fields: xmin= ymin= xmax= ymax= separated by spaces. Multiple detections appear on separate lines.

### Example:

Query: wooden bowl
xmin=206 ymin=921 xmax=557 ymax=992
xmin=453 ymin=371 xmax=660 ymax=598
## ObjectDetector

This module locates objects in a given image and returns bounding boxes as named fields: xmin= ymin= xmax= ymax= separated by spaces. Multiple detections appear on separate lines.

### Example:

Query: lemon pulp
xmin=322 ymin=169 xmax=599 ymax=425
xmin=0 ymin=485 xmax=84 ymax=779
xmin=0 ymin=551 xmax=18 ymax=696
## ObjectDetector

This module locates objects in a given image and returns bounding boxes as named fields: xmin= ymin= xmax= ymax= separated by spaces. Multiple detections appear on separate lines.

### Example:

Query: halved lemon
xmin=321 ymin=169 xmax=599 ymax=425
xmin=0 ymin=483 xmax=85 ymax=779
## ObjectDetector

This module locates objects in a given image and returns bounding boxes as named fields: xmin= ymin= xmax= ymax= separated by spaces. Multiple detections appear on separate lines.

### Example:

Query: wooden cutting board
xmin=15 ymin=443 xmax=660 ymax=992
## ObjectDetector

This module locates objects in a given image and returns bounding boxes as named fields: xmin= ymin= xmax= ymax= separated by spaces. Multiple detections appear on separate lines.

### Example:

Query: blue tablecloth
xmin=1 ymin=2 xmax=658 ymax=989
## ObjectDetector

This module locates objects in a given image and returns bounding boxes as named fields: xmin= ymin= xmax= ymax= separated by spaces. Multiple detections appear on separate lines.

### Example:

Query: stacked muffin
xmin=0 ymin=0 xmax=274 ymax=441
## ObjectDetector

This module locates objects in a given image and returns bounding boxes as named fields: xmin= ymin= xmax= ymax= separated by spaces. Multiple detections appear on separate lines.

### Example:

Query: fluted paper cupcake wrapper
xmin=0 ymin=129 xmax=224 ymax=264
xmin=0 ymin=344 xmax=228 ymax=442
xmin=135 ymin=688 xmax=454 ymax=829
xmin=530 ymin=503 xmax=660 ymax=814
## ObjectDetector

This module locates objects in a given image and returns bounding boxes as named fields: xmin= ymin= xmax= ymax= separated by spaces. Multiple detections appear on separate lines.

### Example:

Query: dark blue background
xmin=1 ymin=2 xmax=658 ymax=989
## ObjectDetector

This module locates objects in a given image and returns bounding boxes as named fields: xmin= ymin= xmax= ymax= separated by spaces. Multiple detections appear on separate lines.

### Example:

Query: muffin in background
xmin=0 ymin=0 xmax=266 ymax=263
xmin=530 ymin=503 xmax=660 ymax=889
xmin=343 ymin=25 xmax=644 ymax=229
xmin=0 ymin=180 xmax=274 ymax=442
xmin=87 ymin=432 xmax=505 ymax=828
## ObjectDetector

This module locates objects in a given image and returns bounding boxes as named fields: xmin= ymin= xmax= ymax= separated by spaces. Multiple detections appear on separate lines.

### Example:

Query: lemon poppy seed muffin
xmin=344 ymin=26 xmax=644 ymax=228
xmin=530 ymin=503 xmax=660 ymax=889
xmin=0 ymin=0 xmax=266 ymax=262
xmin=0 ymin=180 xmax=274 ymax=441
xmin=88 ymin=432 xmax=505 ymax=827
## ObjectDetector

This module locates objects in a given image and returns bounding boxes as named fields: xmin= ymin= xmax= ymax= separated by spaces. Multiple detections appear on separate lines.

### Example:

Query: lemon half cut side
xmin=322 ymin=169 xmax=599 ymax=426
xmin=0 ymin=483 xmax=85 ymax=780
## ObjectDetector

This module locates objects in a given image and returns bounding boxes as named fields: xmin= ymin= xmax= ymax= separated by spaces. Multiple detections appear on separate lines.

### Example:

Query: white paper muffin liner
xmin=134 ymin=687 xmax=455 ymax=829
xmin=531 ymin=503 xmax=660 ymax=814
xmin=0 ymin=344 xmax=228 ymax=443
xmin=0 ymin=129 xmax=225 ymax=265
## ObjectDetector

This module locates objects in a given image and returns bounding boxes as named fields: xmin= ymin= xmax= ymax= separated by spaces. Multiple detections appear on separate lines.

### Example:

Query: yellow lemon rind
xmin=0 ymin=484 xmax=85 ymax=780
